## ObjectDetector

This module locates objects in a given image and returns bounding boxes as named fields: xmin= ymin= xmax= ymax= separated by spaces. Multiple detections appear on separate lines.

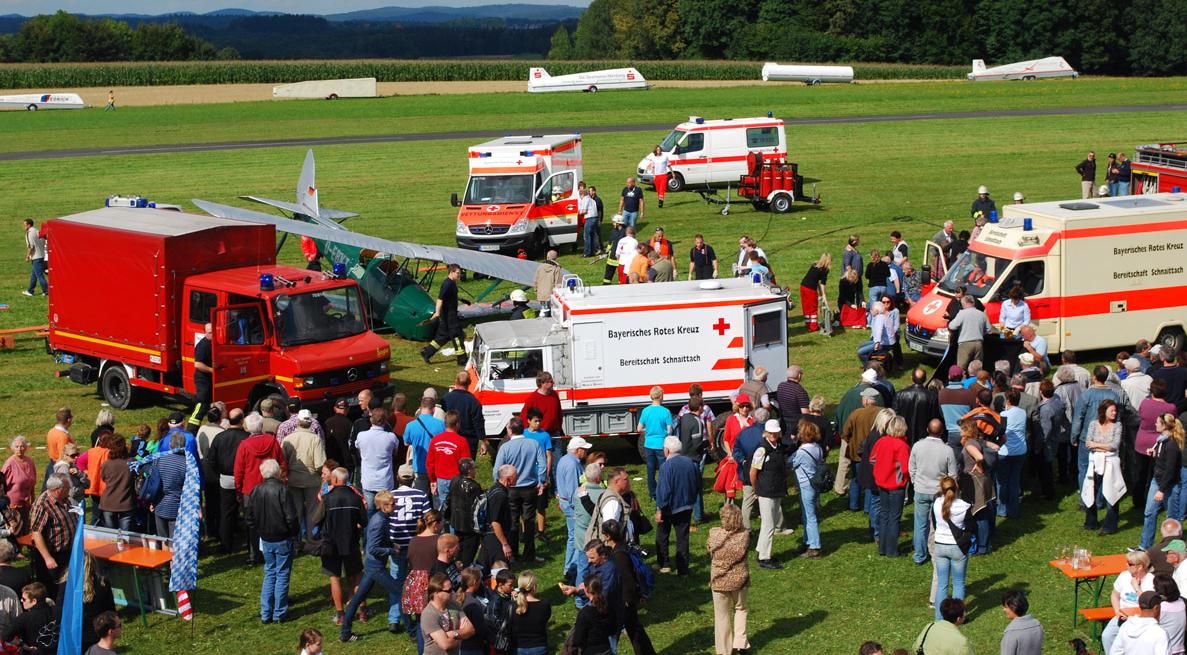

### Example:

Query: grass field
xmin=0 ymin=78 xmax=1182 ymax=654
xmin=1 ymin=77 xmax=1186 ymax=154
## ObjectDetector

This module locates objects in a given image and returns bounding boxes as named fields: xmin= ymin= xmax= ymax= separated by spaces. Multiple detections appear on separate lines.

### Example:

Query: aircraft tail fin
xmin=971 ymin=59 xmax=986 ymax=74
xmin=296 ymin=149 xmax=319 ymax=219
xmin=529 ymin=67 xmax=550 ymax=81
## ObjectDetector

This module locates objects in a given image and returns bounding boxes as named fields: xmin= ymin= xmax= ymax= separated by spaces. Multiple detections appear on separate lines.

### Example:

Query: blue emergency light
xmin=259 ymin=273 xmax=275 ymax=291
xmin=332 ymin=263 xmax=347 ymax=278
xmin=520 ymin=150 xmax=536 ymax=157
xmin=695 ymin=117 xmax=705 ymax=124
xmin=1023 ymin=218 xmax=1033 ymax=231
xmin=1176 ymin=187 xmax=1182 ymax=193
xmin=989 ymin=210 xmax=999 ymax=223
xmin=478 ymin=152 xmax=492 ymax=158
xmin=767 ymin=111 xmax=773 ymax=118
xmin=567 ymin=278 xmax=577 ymax=291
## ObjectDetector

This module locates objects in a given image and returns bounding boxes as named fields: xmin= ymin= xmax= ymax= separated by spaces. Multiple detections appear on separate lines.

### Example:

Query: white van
xmin=637 ymin=116 xmax=787 ymax=192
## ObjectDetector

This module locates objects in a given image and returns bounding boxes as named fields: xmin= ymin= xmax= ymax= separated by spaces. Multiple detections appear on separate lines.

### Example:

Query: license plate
xmin=479 ymin=244 xmax=500 ymax=252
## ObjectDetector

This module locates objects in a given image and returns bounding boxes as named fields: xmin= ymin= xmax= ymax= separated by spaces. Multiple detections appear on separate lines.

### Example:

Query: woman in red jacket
xmin=871 ymin=416 xmax=910 ymax=557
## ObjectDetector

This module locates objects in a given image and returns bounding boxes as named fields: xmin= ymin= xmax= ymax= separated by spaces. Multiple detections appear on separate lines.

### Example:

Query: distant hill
xmin=324 ymin=4 xmax=584 ymax=23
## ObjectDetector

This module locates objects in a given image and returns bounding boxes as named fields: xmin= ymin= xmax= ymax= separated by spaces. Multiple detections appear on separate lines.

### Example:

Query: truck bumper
xmin=299 ymin=380 xmax=395 ymax=413
xmin=636 ymin=169 xmax=655 ymax=185
xmin=905 ymin=331 xmax=949 ymax=357
xmin=455 ymin=233 xmax=534 ymax=254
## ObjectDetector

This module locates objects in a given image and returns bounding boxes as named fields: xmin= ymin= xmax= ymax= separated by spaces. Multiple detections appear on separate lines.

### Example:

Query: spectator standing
xmin=913 ymin=598 xmax=973 ymax=655
xmin=1106 ymin=153 xmax=1121 ymax=198
xmin=356 ymin=407 xmax=399 ymax=513
xmin=583 ymin=186 xmax=604 ymax=258
xmin=276 ymin=400 xmax=323 ymax=442
xmin=707 ymin=503 xmax=750 ymax=655
xmin=405 ymin=397 xmax=445 ymax=494
xmin=603 ymin=520 xmax=657 ymax=655
xmin=677 ymin=387 xmax=714 ymax=524
xmin=204 ymin=409 xmax=250 ymax=554
xmin=1073 ymin=367 xmax=1123 ymax=491
xmin=889 ymin=231 xmax=909 ymax=265
xmin=654 ymin=437 xmax=698 ymax=575
xmin=402 ymin=510 xmax=444 ymax=649
xmin=512 ymin=570 xmax=551 ymax=655
xmin=1143 ymin=413 xmax=1184 ymax=549
xmin=283 ymin=409 xmax=326 ymax=540
xmin=948 ymin=296 xmax=992 ymax=370
xmin=777 ymin=365 xmax=811 ymax=436
xmin=910 ymin=419 xmax=959 ymax=564
xmin=427 ymin=412 xmax=472 ymax=511
xmin=340 ymin=490 xmax=403 ymax=642
xmin=1076 ymin=151 xmax=1097 ymax=199
xmin=865 ymin=250 xmax=888 ymax=320
xmin=493 ymin=419 xmax=545 ymax=563
xmin=1125 ymin=358 xmax=1155 ymax=412
xmin=22 ymin=218 xmax=47 ymax=297
xmin=245 ymin=459 xmax=298 ymax=624
xmin=791 ymin=420 xmax=826 ymax=558
xmin=638 ymin=387 xmax=674 ymax=500
xmin=570 ymin=574 xmax=615 ymax=655
xmin=896 ymin=368 xmax=943 ymax=445
xmin=442 ymin=459 xmax=484 ymax=565
xmin=872 ymin=417 xmax=911 ymax=557
xmin=153 ymin=434 xmax=188 ymax=539
xmin=319 ymin=467 xmax=367 ymax=626
xmin=1036 ymin=380 xmax=1069 ymax=498
xmin=443 ymin=371 xmax=486 ymax=458
xmin=556 ymin=437 xmax=592 ymax=581
xmin=999 ymin=590 xmax=1044 ymax=655
xmin=996 ymin=389 xmax=1029 ymax=519
xmin=478 ymin=465 xmax=516 ymax=572
xmin=98 ymin=435 xmax=135 ymax=532
xmin=688 ymin=234 xmax=719 ymax=280
xmin=324 ymin=398 xmax=356 ymax=475
xmin=1153 ymin=348 xmax=1187 ymax=414
xmin=750 ymin=420 xmax=789 ymax=570
xmin=388 ymin=464 xmax=430 ymax=633
xmin=423 ymin=573 xmax=474 ymax=655
xmin=29 ymin=474 xmax=77 ymax=597
xmin=932 ymin=476 xmax=971 ymax=620
xmin=1118 ymin=153 xmax=1133 ymax=196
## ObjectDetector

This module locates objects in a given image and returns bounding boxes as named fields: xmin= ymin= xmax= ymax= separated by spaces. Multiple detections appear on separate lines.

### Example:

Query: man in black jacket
xmin=205 ymin=408 xmax=251 ymax=555
xmin=894 ymin=368 xmax=943 ymax=445
xmin=442 ymin=458 xmax=484 ymax=566
xmin=244 ymin=459 xmax=299 ymax=624
xmin=320 ymin=467 xmax=366 ymax=625
xmin=1075 ymin=151 xmax=1096 ymax=199
xmin=324 ymin=398 xmax=355 ymax=475
xmin=443 ymin=370 xmax=487 ymax=457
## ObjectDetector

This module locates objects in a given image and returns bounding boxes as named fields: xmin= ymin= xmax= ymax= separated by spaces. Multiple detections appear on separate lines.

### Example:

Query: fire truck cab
xmin=1133 ymin=143 xmax=1187 ymax=195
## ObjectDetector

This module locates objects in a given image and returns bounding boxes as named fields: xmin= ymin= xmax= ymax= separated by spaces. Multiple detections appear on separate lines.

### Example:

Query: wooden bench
xmin=1077 ymin=607 xmax=1138 ymax=641
xmin=0 ymin=325 xmax=48 ymax=351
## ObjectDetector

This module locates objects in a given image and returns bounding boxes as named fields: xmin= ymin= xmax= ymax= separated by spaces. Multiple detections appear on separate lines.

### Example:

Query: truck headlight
xmin=508 ymin=218 xmax=529 ymax=235
xmin=456 ymin=220 xmax=468 ymax=236
xmin=934 ymin=328 xmax=949 ymax=339
xmin=378 ymin=361 xmax=389 ymax=373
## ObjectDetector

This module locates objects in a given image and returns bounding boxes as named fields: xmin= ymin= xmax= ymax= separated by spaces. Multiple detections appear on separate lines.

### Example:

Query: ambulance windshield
xmin=659 ymin=129 xmax=685 ymax=152
xmin=937 ymin=249 xmax=1012 ymax=298
xmin=464 ymin=174 xmax=534 ymax=204
xmin=272 ymin=286 xmax=367 ymax=346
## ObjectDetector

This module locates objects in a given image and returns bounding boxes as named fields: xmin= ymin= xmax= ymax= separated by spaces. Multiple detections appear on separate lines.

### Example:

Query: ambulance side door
xmin=745 ymin=303 xmax=788 ymax=390
xmin=532 ymin=170 xmax=579 ymax=244
xmin=673 ymin=132 xmax=706 ymax=184
xmin=570 ymin=321 xmax=604 ymax=392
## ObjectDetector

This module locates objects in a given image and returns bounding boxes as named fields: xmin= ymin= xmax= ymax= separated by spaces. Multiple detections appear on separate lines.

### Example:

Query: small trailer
xmin=698 ymin=151 xmax=819 ymax=215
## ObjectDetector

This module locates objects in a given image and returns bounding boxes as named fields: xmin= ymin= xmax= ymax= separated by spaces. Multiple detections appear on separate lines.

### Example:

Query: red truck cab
xmin=47 ymin=207 xmax=391 ymax=411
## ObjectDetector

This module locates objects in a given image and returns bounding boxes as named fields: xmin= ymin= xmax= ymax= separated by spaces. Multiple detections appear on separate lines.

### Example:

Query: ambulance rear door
xmin=744 ymin=301 xmax=787 ymax=391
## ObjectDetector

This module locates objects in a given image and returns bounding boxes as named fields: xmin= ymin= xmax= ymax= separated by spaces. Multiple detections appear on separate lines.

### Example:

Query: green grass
xmin=0 ymin=81 xmax=1181 ymax=654
xmin=1 ymin=76 xmax=1186 ymax=154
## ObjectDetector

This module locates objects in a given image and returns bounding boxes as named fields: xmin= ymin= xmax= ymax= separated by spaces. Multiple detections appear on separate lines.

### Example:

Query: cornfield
xmin=0 ymin=60 xmax=966 ymax=87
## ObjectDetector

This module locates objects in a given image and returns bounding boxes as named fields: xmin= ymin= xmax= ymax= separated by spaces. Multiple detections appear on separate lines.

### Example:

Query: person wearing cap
xmin=508 ymin=289 xmax=535 ymax=320
xmin=603 ymin=215 xmax=627 ymax=284
xmin=1012 ymin=191 xmax=1025 ymax=205
xmin=276 ymin=398 xmax=323 ymax=442
xmin=164 ymin=411 xmax=203 ymax=486
xmin=259 ymin=398 xmax=282 ymax=436
xmin=750 ymin=419 xmax=789 ymax=570
xmin=388 ymin=464 xmax=430 ymax=633
xmin=655 ymin=436 xmax=699 ymax=575
xmin=1163 ymin=539 xmax=1187 ymax=597
xmin=1112 ymin=590 xmax=1170 ymax=655
xmin=324 ymin=398 xmax=356 ymax=476
xmin=1102 ymin=549 xmax=1157 ymax=654
xmin=533 ymin=249 xmax=565 ymax=303
xmin=971 ymin=185 xmax=996 ymax=219
xmin=555 ymin=436 xmax=592 ymax=581
xmin=282 ymin=409 xmax=327 ymax=541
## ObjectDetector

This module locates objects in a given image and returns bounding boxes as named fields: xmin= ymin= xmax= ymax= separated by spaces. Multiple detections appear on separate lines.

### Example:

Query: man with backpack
xmin=602 ymin=519 xmax=657 ymax=655
xmin=654 ymin=437 xmax=699 ymax=576
xmin=555 ymin=436 xmax=593 ymax=584
xmin=442 ymin=458 xmax=484 ymax=566
xmin=677 ymin=386 xmax=713 ymax=526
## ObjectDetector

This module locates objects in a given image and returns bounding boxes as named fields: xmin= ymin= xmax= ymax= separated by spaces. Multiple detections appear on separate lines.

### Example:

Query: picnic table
xmin=1049 ymin=553 xmax=1129 ymax=628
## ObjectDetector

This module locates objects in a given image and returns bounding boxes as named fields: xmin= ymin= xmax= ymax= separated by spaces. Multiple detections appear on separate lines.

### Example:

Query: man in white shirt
xmin=23 ymin=218 xmax=47 ymax=297
xmin=615 ymin=227 xmax=639 ymax=284
xmin=355 ymin=407 xmax=399 ymax=514
xmin=1122 ymin=358 xmax=1153 ymax=411
xmin=1109 ymin=591 xmax=1169 ymax=655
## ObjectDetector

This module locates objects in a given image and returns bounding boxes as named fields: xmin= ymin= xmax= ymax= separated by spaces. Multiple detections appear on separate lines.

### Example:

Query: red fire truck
xmin=47 ymin=207 xmax=393 ymax=411
xmin=1132 ymin=143 xmax=1187 ymax=195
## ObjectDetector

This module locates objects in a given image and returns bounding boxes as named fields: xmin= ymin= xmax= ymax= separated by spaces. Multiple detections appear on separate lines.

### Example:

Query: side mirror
xmin=535 ymin=195 xmax=548 ymax=206
xmin=214 ymin=318 xmax=228 ymax=345
xmin=450 ymin=192 xmax=461 ymax=208
xmin=921 ymin=264 xmax=932 ymax=281
xmin=672 ymin=146 xmax=681 ymax=155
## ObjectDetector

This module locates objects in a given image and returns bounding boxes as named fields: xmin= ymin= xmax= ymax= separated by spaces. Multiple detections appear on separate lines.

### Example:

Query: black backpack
xmin=483 ymin=592 xmax=513 ymax=652
xmin=676 ymin=412 xmax=705 ymax=456
xmin=445 ymin=476 xmax=484 ymax=534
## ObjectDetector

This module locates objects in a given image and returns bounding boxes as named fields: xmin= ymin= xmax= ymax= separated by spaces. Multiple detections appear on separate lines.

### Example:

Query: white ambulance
xmin=466 ymin=277 xmax=789 ymax=437
xmin=906 ymin=193 xmax=1187 ymax=357
xmin=636 ymin=116 xmax=787 ymax=192
xmin=452 ymin=135 xmax=583 ymax=256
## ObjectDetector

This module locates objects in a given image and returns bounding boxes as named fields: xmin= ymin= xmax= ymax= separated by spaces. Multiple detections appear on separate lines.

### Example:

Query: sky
xmin=1 ymin=0 xmax=588 ymax=15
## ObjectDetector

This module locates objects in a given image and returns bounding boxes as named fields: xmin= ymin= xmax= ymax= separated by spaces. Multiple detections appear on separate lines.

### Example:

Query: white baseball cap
xmin=1013 ymin=191 xmax=1024 ymax=201
xmin=1019 ymin=353 xmax=1034 ymax=366
xmin=567 ymin=436 xmax=593 ymax=451
xmin=764 ymin=419 xmax=781 ymax=433
xmin=977 ymin=185 xmax=989 ymax=195
xmin=297 ymin=409 xmax=313 ymax=421
xmin=861 ymin=369 xmax=878 ymax=384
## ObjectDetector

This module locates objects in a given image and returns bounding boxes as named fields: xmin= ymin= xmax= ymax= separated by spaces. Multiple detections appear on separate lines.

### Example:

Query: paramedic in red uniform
xmin=645 ymin=145 xmax=672 ymax=208
xmin=799 ymin=253 xmax=832 ymax=333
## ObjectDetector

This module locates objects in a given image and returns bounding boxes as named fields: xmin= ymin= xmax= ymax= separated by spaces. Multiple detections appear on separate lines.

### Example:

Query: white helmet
xmin=977 ymin=185 xmax=989 ymax=195
xmin=510 ymin=289 xmax=528 ymax=303
xmin=1013 ymin=191 xmax=1024 ymax=201
xmin=1098 ymin=185 xmax=1109 ymax=197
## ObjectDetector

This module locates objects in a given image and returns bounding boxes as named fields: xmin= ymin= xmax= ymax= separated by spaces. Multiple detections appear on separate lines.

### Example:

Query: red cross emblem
xmin=515 ymin=159 xmax=523 ymax=165
xmin=712 ymin=318 xmax=730 ymax=336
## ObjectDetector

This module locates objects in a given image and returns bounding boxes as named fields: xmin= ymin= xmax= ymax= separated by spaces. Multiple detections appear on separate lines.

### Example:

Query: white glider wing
xmin=191 ymin=199 xmax=557 ymax=287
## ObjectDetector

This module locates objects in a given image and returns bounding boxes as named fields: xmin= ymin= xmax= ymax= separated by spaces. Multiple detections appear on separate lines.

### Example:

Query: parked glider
xmin=968 ymin=57 xmax=1078 ymax=81
xmin=527 ymin=67 xmax=648 ymax=93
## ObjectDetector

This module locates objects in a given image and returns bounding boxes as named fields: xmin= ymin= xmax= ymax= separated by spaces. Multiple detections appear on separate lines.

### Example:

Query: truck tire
xmin=635 ymin=434 xmax=648 ymax=463
xmin=1157 ymin=326 xmax=1186 ymax=354
xmin=99 ymin=365 xmax=139 ymax=409
xmin=771 ymin=193 xmax=792 ymax=213
xmin=531 ymin=228 xmax=549 ymax=258
xmin=667 ymin=173 xmax=685 ymax=193
xmin=248 ymin=384 xmax=287 ymax=413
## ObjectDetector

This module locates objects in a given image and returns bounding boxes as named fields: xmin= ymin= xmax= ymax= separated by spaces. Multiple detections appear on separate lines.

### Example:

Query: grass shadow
xmin=749 ymin=608 xmax=828 ymax=650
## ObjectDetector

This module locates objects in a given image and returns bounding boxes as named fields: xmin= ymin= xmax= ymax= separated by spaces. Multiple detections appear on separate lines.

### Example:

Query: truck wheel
xmin=328 ymin=93 xmax=339 ymax=100
xmin=26 ymin=104 xmax=36 ymax=112
xmin=1022 ymin=75 xmax=1036 ymax=81
xmin=1157 ymin=326 xmax=1186 ymax=353
xmin=99 ymin=365 xmax=138 ymax=409
xmin=635 ymin=434 xmax=648 ymax=463
xmin=587 ymin=86 xmax=598 ymax=93
xmin=667 ymin=173 xmax=685 ymax=193
xmin=771 ymin=193 xmax=792 ymax=213
xmin=530 ymin=229 xmax=549 ymax=258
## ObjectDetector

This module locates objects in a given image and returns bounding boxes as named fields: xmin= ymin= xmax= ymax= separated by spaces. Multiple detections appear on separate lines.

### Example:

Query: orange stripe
xmin=727 ymin=336 xmax=743 ymax=348
xmin=712 ymin=358 xmax=745 ymax=370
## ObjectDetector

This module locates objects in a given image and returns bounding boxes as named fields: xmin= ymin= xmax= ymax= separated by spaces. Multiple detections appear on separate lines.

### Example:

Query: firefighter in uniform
xmin=190 ymin=322 xmax=214 ymax=428
xmin=603 ymin=214 xmax=626 ymax=284
xmin=421 ymin=264 xmax=465 ymax=364
xmin=509 ymin=289 xmax=537 ymax=320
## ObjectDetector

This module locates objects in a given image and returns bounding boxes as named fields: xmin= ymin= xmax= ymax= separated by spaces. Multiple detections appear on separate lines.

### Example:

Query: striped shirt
xmin=389 ymin=485 xmax=431 ymax=547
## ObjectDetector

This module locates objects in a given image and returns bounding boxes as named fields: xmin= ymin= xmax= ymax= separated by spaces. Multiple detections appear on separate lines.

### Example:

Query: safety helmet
xmin=1098 ymin=185 xmax=1109 ymax=197
xmin=977 ymin=185 xmax=989 ymax=195
xmin=611 ymin=214 xmax=624 ymax=224
xmin=510 ymin=289 xmax=528 ymax=303
xmin=1013 ymin=192 xmax=1024 ymax=201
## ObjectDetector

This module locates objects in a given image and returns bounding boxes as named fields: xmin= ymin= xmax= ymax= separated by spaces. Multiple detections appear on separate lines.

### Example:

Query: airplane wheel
xmin=328 ymin=93 xmax=339 ymax=100
xmin=26 ymin=104 xmax=37 ymax=111
xmin=588 ymin=86 xmax=598 ymax=93
xmin=721 ymin=207 xmax=729 ymax=216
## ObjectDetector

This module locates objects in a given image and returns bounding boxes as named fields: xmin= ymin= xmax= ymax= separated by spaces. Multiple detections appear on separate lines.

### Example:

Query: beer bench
xmin=0 ymin=325 xmax=48 ymax=351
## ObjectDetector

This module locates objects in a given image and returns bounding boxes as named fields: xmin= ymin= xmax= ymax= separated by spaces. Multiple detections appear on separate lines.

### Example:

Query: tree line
xmin=548 ymin=0 xmax=1187 ymax=76
xmin=0 ymin=11 xmax=237 ymax=62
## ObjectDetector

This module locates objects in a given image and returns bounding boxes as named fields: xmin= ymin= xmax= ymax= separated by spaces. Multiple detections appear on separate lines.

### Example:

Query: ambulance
xmin=452 ymin=135 xmax=583 ymax=256
xmin=636 ymin=116 xmax=787 ymax=193
xmin=906 ymin=193 xmax=1187 ymax=358
xmin=466 ymin=276 xmax=789 ymax=438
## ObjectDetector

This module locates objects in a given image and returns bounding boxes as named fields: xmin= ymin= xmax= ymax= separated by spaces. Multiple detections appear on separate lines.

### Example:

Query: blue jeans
xmin=645 ymin=447 xmax=665 ymax=499
xmin=1171 ymin=466 xmax=1187 ymax=520
xmin=856 ymin=340 xmax=884 ymax=366
xmin=435 ymin=478 xmax=452 ymax=512
xmin=867 ymin=286 xmax=886 ymax=324
xmin=933 ymin=542 xmax=967 ymax=620
xmin=1118 ymin=181 xmax=1130 ymax=196
xmin=1108 ymin=181 xmax=1120 ymax=198
xmin=913 ymin=494 xmax=935 ymax=563
xmin=849 ymin=475 xmax=861 ymax=511
xmin=1142 ymin=479 xmax=1170 ymax=549
xmin=798 ymin=480 xmax=821 ymax=549
xmin=995 ymin=455 xmax=1025 ymax=518
xmin=693 ymin=453 xmax=706 ymax=523
xmin=622 ymin=211 xmax=638 ymax=229
xmin=1077 ymin=441 xmax=1090 ymax=491
xmin=389 ymin=553 xmax=408 ymax=625
xmin=260 ymin=538 xmax=293 ymax=621
xmin=342 ymin=561 xmax=402 ymax=637
xmin=27 ymin=258 xmax=47 ymax=295
xmin=573 ymin=548 xmax=590 ymax=609
xmin=877 ymin=488 xmax=905 ymax=556
xmin=973 ymin=504 xmax=994 ymax=555
xmin=562 ymin=502 xmax=577 ymax=578
xmin=518 ymin=647 xmax=549 ymax=655
xmin=864 ymin=489 xmax=881 ymax=541
xmin=583 ymin=217 xmax=601 ymax=256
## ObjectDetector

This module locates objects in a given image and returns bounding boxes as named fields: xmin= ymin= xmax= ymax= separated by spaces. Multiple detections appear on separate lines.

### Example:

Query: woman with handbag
xmin=959 ymin=420 xmax=997 ymax=555
xmin=791 ymin=420 xmax=826 ymax=558
xmin=931 ymin=475 xmax=971 ymax=621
